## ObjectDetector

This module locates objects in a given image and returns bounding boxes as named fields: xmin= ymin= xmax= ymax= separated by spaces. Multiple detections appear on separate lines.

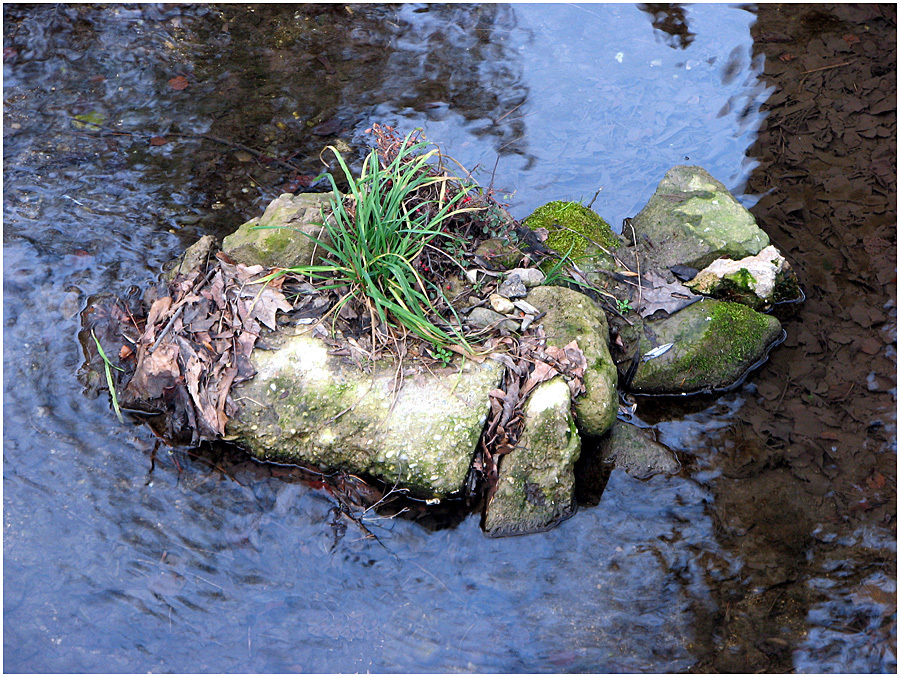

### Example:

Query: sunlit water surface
xmin=3 ymin=4 xmax=887 ymax=672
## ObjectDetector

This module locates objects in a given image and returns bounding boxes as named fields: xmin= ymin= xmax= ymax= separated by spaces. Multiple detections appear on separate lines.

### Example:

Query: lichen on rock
xmin=483 ymin=376 xmax=581 ymax=537
xmin=226 ymin=331 xmax=505 ymax=499
xmin=629 ymin=166 xmax=770 ymax=270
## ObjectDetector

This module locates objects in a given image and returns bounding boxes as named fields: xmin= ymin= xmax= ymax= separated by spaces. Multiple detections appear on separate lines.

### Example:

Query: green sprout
xmin=91 ymin=329 xmax=125 ymax=423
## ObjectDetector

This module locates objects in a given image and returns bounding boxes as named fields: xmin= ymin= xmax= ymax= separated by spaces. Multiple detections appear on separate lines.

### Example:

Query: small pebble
xmin=513 ymin=299 xmax=539 ymax=315
xmin=489 ymin=293 xmax=515 ymax=314
xmin=498 ymin=274 xmax=527 ymax=299
xmin=520 ymin=314 xmax=535 ymax=331
xmin=506 ymin=267 xmax=545 ymax=287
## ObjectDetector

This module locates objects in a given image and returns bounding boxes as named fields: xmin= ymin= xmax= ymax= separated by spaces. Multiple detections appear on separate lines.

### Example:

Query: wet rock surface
xmin=227 ymin=332 xmax=504 ymax=499
xmin=597 ymin=421 xmax=681 ymax=479
xmin=484 ymin=376 xmax=581 ymax=536
xmin=629 ymin=165 xmax=770 ymax=270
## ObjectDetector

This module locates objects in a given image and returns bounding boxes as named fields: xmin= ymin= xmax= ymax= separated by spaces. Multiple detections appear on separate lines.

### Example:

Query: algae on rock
xmin=621 ymin=299 xmax=783 ymax=395
xmin=226 ymin=331 xmax=504 ymax=498
xmin=525 ymin=285 xmax=618 ymax=437
xmin=484 ymin=376 xmax=581 ymax=537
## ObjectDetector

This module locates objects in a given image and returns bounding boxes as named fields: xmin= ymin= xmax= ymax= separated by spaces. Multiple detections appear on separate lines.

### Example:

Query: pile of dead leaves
xmin=100 ymin=251 xmax=293 ymax=444
xmin=472 ymin=327 xmax=587 ymax=499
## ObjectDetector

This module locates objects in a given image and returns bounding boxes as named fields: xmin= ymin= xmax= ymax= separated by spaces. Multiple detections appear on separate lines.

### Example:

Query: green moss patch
xmin=629 ymin=299 xmax=782 ymax=394
xmin=523 ymin=201 xmax=619 ymax=261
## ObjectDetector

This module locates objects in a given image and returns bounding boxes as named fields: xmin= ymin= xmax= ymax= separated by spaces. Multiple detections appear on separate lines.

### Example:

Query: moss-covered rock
xmin=222 ymin=192 xmax=337 ymax=269
xmin=526 ymin=285 xmax=618 ymax=436
xmin=629 ymin=166 xmax=770 ymax=270
xmin=523 ymin=200 xmax=621 ymax=271
xmin=226 ymin=331 xmax=504 ymax=499
xmin=484 ymin=376 xmax=581 ymax=536
xmin=686 ymin=245 xmax=802 ymax=310
xmin=621 ymin=299 xmax=783 ymax=395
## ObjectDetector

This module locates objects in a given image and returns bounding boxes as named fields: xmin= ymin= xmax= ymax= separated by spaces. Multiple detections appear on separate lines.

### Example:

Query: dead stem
xmin=626 ymin=218 xmax=644 ymax=311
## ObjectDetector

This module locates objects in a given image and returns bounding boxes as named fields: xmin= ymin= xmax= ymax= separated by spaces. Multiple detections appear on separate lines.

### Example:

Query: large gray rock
xmin=621 ymin=299 xmax=783 ymax=395
xmin=629 ymin=166 xmax=770 ymax=271
xmin=526 ymin=286 xmax=618 ymax=437
xmin=222 ymin=192 xmax=337 ymax=269
xmin=484 ymin=376 xmax=581 ymax=537
xmin=226 ymin=330 xmax=504 ymax=499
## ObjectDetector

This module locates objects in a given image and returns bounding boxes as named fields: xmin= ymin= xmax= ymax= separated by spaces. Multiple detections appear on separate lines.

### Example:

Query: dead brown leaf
xmin=125 ymin=342 xmax=181 ymax=400
xmin=638 ymin=270 xmax=702 ymax=317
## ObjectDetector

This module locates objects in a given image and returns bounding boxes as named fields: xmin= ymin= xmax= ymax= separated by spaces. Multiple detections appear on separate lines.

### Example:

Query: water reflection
xmin=638 ymin=3 xmax=696 ymax=49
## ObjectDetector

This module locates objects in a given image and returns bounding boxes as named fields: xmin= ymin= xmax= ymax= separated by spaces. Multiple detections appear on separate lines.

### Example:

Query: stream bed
xmin=4 ymin=4 xmax=895 ymax=672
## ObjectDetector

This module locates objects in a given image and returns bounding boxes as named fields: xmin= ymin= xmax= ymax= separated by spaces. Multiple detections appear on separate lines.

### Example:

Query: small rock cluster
xmin=81 ymin=165 xmax=801 ymax=537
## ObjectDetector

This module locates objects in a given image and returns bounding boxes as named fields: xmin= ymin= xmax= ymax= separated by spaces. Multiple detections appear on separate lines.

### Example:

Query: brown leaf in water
xmin=866 ymin=471 xmax=886 ymax=490
xmin=125 ymin=343 xmax=181 ymax=400
xmin=184 ymin=352 xmax=221 ymax=437
xmin=167 ymin=75 xmax=189 ymax=91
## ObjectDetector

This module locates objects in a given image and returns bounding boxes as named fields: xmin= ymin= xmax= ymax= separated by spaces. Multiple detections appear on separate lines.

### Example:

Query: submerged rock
xmin=628 ymin=165 xmax=770 ymax=270
xmin=222 ymin=192 xmax=336 ymax=269
xmin=484 ymin=376 xmax=581 ymax=536
xmin=226 ymin=331 xmax=504 ymax=499
xmin=621 ymin=299 xmax=783 ymax=395
xmin=597 ymin=421 xmax=681 ymax=479
xmin=526 ymin=285 xmax=618 ymax=437
xmin=575 ymin=420 xmax=681 ymax=506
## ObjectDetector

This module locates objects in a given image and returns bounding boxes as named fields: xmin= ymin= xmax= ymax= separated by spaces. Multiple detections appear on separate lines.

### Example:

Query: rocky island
xmin=80 ymin=127 xmax=800 ymax=537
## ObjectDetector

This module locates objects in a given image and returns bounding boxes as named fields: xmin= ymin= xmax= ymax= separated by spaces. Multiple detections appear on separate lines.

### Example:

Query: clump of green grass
xmin=270 ymin=129 xmax=484 ymax=352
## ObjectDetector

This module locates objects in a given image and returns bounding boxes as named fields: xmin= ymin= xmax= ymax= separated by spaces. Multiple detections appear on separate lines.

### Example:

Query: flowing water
xmin=4 ymin=4 xmax=895 ymax=672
